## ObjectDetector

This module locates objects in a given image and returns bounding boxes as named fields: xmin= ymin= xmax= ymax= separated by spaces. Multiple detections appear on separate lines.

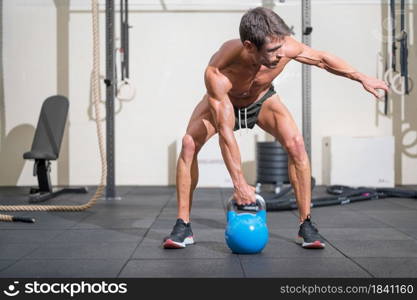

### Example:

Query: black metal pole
xmin=105 ymin=0 xmax=117 ymax=199
xmin=120 ymin=0 xmax=129 ymax=80
xmin=125 ymin=0 xmax=129 ymax=79
xmin=399 ymin=0 xmax=409 ymax=94
xmin=390 ymin=0 xmax=397 ymax=72
xmin=120 ymin=0 xmax=124 ymax=80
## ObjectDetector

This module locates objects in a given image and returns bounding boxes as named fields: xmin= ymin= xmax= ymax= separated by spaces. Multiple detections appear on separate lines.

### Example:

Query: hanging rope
xmin=87 ymin=4 xmax=135 ymax=123
xmin=0 ymin=0 xmax=107 ymax=223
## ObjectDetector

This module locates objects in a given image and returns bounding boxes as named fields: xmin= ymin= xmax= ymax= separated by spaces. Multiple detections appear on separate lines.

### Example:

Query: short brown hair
xmin=239 ymin=7 xmax=292 ymax=49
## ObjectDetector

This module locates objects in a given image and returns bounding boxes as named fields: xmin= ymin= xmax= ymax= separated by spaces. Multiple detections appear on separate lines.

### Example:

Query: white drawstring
xmin=238 ymin=108 xmax=242 ymax=135
xmin=244 ymin=108 xmax=248 ymax=134
xmin=237 ymin=108 xmax=249 ymax=135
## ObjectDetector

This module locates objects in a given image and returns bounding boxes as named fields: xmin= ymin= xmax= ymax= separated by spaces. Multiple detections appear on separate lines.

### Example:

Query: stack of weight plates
xmin=256 ymin=141 xmax=289 ymax=185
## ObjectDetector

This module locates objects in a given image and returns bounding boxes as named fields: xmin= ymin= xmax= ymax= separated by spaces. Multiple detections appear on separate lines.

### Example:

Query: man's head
xmin=239 ymin=7 xmax=292 ymax=68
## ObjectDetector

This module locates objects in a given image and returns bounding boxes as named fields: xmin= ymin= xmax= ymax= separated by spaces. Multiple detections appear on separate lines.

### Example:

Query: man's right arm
xmin=204 ymin=66 xmax=255 ymax=204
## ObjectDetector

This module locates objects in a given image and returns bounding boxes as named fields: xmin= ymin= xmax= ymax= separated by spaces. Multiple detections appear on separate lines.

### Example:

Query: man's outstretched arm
xmin=288 ymin=38 xmax=389 ymax=98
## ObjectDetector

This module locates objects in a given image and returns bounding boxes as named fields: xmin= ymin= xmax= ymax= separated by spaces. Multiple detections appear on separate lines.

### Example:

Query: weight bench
xmin=23 ymin=95 xmax=88 ymax=202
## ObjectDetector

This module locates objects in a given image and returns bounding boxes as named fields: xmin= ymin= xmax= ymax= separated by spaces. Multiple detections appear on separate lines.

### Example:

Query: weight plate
xmin=258 ymin=168 xmax=289 ymax=176
xmin=257 ymin=174 xmax=290 ymax=182
xmin=257 ymin=161 xmax=288 ymax=168
xmin=257 ymin=142 xmax=284 ymax=148
xmin=257 ymin=148 xmax=287 ymax=155
xmin=257 ymin=154 xmax=288 ymax=162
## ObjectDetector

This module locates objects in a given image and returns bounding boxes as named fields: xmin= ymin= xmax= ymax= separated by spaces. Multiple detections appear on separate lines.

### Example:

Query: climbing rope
xmin=0 ymin=0 xmax=106 ymax=223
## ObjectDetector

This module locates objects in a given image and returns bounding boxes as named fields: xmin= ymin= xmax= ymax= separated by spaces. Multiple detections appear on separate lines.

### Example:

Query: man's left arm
xmin=290 ymin=41 xmax=389 ymax=99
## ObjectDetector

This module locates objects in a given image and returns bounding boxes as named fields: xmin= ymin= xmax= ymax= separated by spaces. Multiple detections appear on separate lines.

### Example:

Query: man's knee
xmin=284 ymin=135 xmax=309 ymax=165
xmin=180 ymin=134 xmax=201 ymax=161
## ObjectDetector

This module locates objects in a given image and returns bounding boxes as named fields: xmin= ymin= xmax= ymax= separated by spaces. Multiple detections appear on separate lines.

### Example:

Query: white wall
xmin=1 ymin=0 xmax=416 ymax=187
xmin=311 ymin=1 xmax=392 ymax=184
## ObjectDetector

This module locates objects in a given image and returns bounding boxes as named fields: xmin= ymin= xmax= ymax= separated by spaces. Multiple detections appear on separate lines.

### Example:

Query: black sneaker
xmin=162 ymin=218 xmax=195 ymax=249
xmin=295 ymin=217 xmax=325 ymax=249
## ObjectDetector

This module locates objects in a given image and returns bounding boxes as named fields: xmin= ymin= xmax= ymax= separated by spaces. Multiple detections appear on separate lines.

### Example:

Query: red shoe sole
xmin=163 ymin=239 xmax=185 ymax=249
xmin=302 ymin=240 xmax=325 ymax=249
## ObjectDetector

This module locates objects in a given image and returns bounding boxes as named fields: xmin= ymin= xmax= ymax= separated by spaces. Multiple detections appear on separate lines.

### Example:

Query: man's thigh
xmin=256 ymin=94 xmax=301 ymax=147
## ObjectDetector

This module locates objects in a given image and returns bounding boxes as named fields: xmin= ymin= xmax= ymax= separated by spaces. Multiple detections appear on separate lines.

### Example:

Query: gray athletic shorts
xmin=233 ymin=85 xmax=276 ymax=131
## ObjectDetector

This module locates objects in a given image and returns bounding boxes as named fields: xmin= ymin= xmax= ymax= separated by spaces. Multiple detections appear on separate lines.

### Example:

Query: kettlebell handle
xmin=227 ymin=194 xmax=266 ymax=212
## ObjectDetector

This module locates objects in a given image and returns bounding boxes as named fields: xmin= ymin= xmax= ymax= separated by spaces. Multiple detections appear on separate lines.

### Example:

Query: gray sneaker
xmin=295 ymin=217 xmax=325 ymax=249
xmin=163 ymin=218 xmax=195 ymax=249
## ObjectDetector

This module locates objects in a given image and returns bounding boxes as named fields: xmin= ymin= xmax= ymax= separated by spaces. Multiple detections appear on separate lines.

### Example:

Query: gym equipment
xmin=120 ymin=0 xmax=130 ymax=82
xmin=88 ymin=0 xmax=134 ymax=122
xmin=0 ymin=0 xmax=107 ymax=223
xmin=391 ymin=0 xmax=397 ymax=74
xmin=105 ymin=0 xmax=117 ymax=200
xmin=255 ymin=141 xmax=316 ymax=199
xmin=255 ymin=141 xmax=290 ymax=194
xmin=262 ymin=184 xmax=417 ymax=211
xmin=225 ymin=194 xmax=269 ymax=254
xmin=115 ymin=2 xmax=136 ymax=104
xmin=384 ymin=0 xmax=413 ymax=96
xmin=302 ymin=0 xmax=312 ymax=161
xmin=23 ymin=96 xmax=88 ymax=202
xmin=261 ymin=176 xmax=315 ymax=211
xmin=398 ymin=0 xmax=409 ymax=94
xmin=105 ymin=0 xmax=134 ymax=200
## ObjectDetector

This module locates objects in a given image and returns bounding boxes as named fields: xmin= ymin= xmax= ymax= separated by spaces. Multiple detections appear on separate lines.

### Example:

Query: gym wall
xmin=0 ymin=0 xmax=415 ymax=187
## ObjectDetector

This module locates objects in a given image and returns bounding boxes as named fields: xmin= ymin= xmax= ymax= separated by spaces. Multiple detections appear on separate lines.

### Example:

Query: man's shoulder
xmin=218 ymin=39 xmax=243 ymax=58
xmin=208 ymin=39 xmax=243 ymax=68
xmin=282 ymin=36 xmax=303 ymax=58
xmin=221 ymin=39 xmax=243 ymax=48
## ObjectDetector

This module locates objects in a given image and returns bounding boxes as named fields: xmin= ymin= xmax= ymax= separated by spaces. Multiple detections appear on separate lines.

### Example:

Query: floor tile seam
xmin=127 ymin=257 xmax=241 ymax=261
xmin=316 ymin=238 xmax=375 ymax=278
xmin=0 ymin=260 xmax=19 ymax=273
xmin=116 ymin=190 xmax=175 ymax=277
xmin=350 ymin=256 xmax=417 ymax=259
xmin=0 ymin=241 xmax=48 ymax=273
xmin=3 ymin=258 xmax=129 ymax=261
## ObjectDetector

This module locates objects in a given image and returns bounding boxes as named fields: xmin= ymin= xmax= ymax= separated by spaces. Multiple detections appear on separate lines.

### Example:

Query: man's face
xmin=257 ymin=35 xmax=285 ymax=68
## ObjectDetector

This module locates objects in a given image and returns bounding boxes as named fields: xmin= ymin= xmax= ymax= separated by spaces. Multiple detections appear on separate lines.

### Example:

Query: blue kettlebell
xmin=225 ymin=194 xmax=269 ymax=254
